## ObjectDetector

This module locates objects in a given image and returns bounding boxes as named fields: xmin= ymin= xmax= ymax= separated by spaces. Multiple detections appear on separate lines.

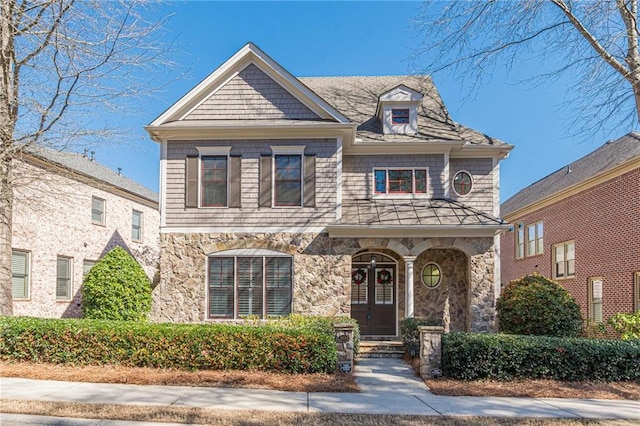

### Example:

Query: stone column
xmin=419 ymin=325 xmax=445 ymax=379
xmin=404 ymin=256 xmax=417 ymax=318
xmin=333 ymin=323 xmax=355 ymax=374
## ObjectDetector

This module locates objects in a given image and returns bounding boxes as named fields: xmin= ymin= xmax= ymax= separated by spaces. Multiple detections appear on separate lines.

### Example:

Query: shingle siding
xmin=185 ymin=64 xmax=321 ymax=121
xmin=342 ymin=154 xmax=445 ymax=199
xmin=450 ymin=158 xmax=494 ymax=213
xmin=165 ymin=139 xmax=337 ymax=227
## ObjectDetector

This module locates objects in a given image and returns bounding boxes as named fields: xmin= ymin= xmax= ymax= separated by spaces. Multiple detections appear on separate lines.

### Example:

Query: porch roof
xmin=326 ymin=199 xmax=509 ymax=238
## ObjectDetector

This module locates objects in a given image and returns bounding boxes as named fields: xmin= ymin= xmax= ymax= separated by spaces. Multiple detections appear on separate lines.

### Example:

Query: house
xmin=500 ymin=133 xmax=640 ymax=324
xmin=11 ymin=147 xmax=160 ymax=318
xmin=145 ymin=43 xmax=513 ymax=336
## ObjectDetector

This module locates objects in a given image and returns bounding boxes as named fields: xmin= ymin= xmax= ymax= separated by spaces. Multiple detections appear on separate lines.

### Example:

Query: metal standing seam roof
xmin=24 ymin=146 xmax=159 ymax=204
xmin=299 ymin=75 xmax=510 ymax=147
xmin=338 ymin=198 xmax=505 ymax=227
xmin=501 ymin=132 xmax=640 ymax=217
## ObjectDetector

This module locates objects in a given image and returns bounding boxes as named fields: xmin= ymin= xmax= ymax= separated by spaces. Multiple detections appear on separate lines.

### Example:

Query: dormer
xmin=376 ymin=85 xmax=423 ymax=135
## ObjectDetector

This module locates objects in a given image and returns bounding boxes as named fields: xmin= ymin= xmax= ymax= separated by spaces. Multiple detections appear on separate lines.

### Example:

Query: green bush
xmin=609 ymin=311 xmax=640 ymax=340
xmin=442 ymin=332 xmax=640 ymax=381
xmin=400 ymin=317 xmax=441 ymax=357
xmin=270 ymin=315 xmax=360 ymax=356
xmin=497 ymin=273 xmax=583 ymax=337
xmin=82 ymin=247 xmax=151 ymax=321
xmin=0 ymin=316 xmax=345 ymax=374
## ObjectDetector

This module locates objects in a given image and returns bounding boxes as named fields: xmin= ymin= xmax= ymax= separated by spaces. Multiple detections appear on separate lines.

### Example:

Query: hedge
xmin=0 ymin=316 xmax=356 ymax=374
xmin=442 ymin=332 xmax=640 ymax=381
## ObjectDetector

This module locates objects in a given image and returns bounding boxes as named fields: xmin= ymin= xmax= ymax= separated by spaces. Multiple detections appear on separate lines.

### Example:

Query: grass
xmin=2 ymin=400 xmax=638 ymax=425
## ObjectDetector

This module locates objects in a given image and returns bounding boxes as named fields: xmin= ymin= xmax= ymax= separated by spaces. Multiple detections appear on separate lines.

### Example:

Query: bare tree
xmin=0 ymin=0 xmax=172 ymax=315
xmin=413 ymin=0 xmax=640 ymax=136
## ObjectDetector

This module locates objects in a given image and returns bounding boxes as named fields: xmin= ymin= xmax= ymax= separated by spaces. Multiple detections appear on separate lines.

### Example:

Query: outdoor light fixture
xmin=370 ymin=255 xmax=377 ymax=269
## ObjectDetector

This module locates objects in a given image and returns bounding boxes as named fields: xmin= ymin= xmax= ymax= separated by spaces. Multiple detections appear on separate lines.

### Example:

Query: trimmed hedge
xmin=442 ymin=332 xmax=640 ymax=381
xmin=0 ymin=316 xmax=354 ymax=374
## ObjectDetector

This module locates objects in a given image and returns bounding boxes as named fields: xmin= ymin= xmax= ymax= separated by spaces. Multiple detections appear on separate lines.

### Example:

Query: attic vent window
xmin=391 ymin=109 xmax=410 ymax=124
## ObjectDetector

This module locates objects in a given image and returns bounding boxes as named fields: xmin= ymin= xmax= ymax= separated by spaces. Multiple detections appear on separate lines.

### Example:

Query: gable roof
xmin=23 ymin=147 xmax=159 ymax=205
xmin=501 ymin=132 xmax=640 ymax=218
xmin=149 ymin=42 xmax=350 ymax=128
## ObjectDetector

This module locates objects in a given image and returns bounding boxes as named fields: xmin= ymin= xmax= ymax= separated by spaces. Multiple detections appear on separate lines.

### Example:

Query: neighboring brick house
xmin=11 ymin=147 xmax=160 ymax=318
xmin=145 ymin=43 xmax=513 ymax=335
xmin=500 ymin=133 xmax=640 ymax=324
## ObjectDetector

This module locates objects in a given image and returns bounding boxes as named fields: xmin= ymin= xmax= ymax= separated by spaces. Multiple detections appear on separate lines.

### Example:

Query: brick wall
xmin=12 ymin=159 xmax=160 ymax=318
xmin=501 ymin=167 xmax=640 ymax=321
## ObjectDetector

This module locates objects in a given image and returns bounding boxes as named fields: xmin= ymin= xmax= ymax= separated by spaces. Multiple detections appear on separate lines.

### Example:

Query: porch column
xmin=404 ymin=256 xmax=417 ymax=318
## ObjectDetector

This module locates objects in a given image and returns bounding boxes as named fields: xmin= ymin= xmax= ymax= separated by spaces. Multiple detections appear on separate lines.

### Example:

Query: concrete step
xmin=358 ymin=340 xmax=405 ymax=359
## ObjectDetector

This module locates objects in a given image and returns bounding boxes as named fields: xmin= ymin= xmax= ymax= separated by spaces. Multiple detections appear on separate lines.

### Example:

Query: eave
xmin=145 ymin=122 xmax=357 ymax=142
xmin=450 ymin=144 xmax=514 ymax=160
xmin=325 ymin=224 xmax=511 ymax=238
xmin=343 ymin=139 xmax=464 ymax=155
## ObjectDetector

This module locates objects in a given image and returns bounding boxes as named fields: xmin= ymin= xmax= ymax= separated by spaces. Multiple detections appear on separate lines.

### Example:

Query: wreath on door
xmin=352 ymin=268 xmax=366 ymax=286
xmin=376 ymin=268 xmax=392 ymax=286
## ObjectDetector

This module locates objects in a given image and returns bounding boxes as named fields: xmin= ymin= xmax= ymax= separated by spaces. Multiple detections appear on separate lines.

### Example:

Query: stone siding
xmin=12 ymin=159 xmax=160 ymax=318
xmin=154 ymin=232 xmax=496 ymax=332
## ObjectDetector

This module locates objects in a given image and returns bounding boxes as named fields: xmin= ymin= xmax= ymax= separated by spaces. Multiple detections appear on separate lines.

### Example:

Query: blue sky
xmin=96 ymin=1 xmax=632 ymax=203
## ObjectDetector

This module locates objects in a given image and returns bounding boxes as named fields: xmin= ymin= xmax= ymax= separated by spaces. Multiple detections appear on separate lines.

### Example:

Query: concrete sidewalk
xmin=2 ymin=358 xmax=639 ymax=422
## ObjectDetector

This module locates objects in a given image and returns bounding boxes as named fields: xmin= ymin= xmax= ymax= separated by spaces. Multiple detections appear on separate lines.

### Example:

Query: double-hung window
xmin=91 ymin=196 xmax=105 ymax=225
xmin=526 ymin=222 xmax=544 ymax=256
xmin=132 ymin=210 xmax=143 ymax=242
xmin=208 ymin=251 xmax=293 ymax=319
xmin=588 ymin=277 xmax=603 ymax=323
xmin=12 ymin=250 xmax=29 ymax=299
xmin=374 ymin=168 xmax=427 ymax=195
xmin=56 ymin=256 xmax=72 ymax=300
xmin=515 ymin=223 xmax=525 ymax=259
xmin=201 ymin=156 xmax=228 ymax=207
xmin=553 ymin=241 xmax=575 ymax=279
xmin=274 ymin=155 xmax=302 ymax=206
xmin=260 ymin=146 xmax=315 ymax=208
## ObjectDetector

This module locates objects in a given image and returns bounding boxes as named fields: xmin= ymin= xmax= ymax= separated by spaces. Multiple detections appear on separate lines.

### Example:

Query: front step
xmin=358 ymin=340 xmax=405 ymax=359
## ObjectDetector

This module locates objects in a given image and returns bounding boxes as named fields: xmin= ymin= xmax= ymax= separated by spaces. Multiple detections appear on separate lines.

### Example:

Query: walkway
xmin=1 ymin=357 xmax=639 ymax=423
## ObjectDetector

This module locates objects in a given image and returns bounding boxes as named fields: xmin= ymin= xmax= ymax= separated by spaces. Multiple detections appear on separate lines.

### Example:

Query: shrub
xmin=497 ymin=273 xmax=583 ymax=337
xmin=0 ymin=316 xmax=343 ymax=374
xmin=400 ymin=317 xmax=441 ymax=357
xmin=271 ymin=315 xmax=360 ymax=356
xmin=442 ymin=332 xmax=640 ymax=381
xmin=609 ymin=311 xmax=640 ymax=340
xmin=82 ymin=247 xmax=151 ymax=321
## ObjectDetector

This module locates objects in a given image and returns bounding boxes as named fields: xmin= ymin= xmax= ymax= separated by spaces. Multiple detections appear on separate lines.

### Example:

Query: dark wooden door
xmin=351 ymin=263 xmax=396 ymax=336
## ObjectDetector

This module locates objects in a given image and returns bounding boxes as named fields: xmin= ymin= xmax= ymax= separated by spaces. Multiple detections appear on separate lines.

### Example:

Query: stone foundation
xmin=153 ymin=232 xmax=497 ymax=332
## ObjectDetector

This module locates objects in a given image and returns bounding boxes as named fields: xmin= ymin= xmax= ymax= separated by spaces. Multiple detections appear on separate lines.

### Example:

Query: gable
xmin=184 ymin=64 xmax=321 ymax=121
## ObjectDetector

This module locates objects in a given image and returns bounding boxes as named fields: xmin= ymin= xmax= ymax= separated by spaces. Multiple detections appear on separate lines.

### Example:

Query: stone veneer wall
xmin=154 ymin=233 xmax=497 ymax=332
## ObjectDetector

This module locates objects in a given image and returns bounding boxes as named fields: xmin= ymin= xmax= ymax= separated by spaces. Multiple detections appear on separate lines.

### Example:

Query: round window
xmin=453 ymin=171 xmax=473 ymax=196
xmin=421 ymin=263 xmax=441 ymax=288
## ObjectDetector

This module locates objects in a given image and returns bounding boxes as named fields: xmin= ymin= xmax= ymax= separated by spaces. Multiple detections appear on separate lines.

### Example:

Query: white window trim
xmin=198 ymin=153 xmax=230 ymax=209
xmin=371 ymin=167 xmax=429 ymax=199
xmin=269 ymin=145 xmax=306 ymax=155
xmin=132 ymin=209 xmax=143 ymax=242
xmin=515 ymin=223 xmax=525 ymax=259
xmin=272 ymin=153 xmax=304 ymax=208
xmin=552 ymin=241 xmax=575 ymax=280
xmin=451 ymin=170 xmax=474 ymax=197
xmin=526 ymin=221 xmax=544 ymax=257
xmin=12 ymin=250 xmax=30 ymax=300
xmin=91 ymin=196 xmax=106 ymax=226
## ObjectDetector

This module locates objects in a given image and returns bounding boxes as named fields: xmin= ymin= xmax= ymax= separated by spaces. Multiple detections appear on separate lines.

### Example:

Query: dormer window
xmin=376 ymin=85 xmax=423 ymax=136
xmin=391 ymin=109 xmax=410 ymax=124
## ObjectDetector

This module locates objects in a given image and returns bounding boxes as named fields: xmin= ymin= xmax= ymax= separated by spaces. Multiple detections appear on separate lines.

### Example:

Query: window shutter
xmin=303 ymin=154 xmax=316 ymax=208
xmin=259 ymin=155 xmax=272 ymax=208
xmin=229 ymin=155 xmax=242 ymax=208
xmin=11 ymin=252 xmax=28 ymax=298
xmin=185 ymin=155 xmax=199 ymax=208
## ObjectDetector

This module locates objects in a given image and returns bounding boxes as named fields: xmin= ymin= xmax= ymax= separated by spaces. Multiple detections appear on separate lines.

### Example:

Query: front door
xmin=350 ymin=254 xmax=396 ymax=336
